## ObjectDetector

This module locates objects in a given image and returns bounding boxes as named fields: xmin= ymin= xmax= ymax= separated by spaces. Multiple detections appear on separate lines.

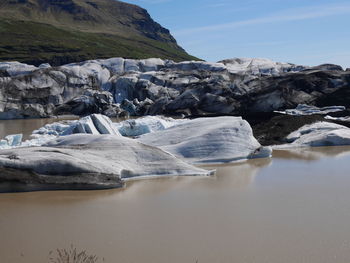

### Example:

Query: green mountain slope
xmin=0 ymin=0 xmax=198 ymax=65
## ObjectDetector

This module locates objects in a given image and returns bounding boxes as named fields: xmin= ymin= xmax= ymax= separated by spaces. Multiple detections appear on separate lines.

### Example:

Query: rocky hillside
xmin=0 ymin=0 xmax=196 ymax=65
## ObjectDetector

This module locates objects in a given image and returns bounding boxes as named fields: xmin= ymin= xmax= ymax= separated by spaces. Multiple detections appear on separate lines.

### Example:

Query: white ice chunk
xmin=139 ymin=116 xmax=272 ymax=164
xmin=74 ymin=115 xmax=101 ymax=134
xmin=116 ymin=116 xmax=187 ymax=137
xmin=275 ymin=104 xmax=345 ymax=116
xmin=0 ymin=140 xmax=9 ymax=149
xmin=275 ymin=122 xmax=350 ymax=148
xmin=0 ymin=61 xmax=38 ymax=77
xmin=325 ymin=115 xmax=350 ymax=122
xmin=5 ymin=134 xmax=22 ymax=147
xmin=21 ymin=134 xmax=58 ymax=147
xmin=90 ymin=114 xmax=120 ymax=135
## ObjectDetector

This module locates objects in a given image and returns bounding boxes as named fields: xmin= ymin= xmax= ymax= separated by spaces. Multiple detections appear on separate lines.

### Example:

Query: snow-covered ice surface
xmin=139 ymin=116 xmax=272 ymax=164
xmin=0 ymin=61 xmax=38 ymax=77
xmin=0 ymin=134 xmax=212 ymax=191
xmin=275 ymin=104 xmax=346 ymax=116
xmin=219 ymin=58 xmax=306 ymax=75
xmin=115 ymin=116 xmax=187 ymax=137
xmin=274 ymin=122 xmax=350 ymax=148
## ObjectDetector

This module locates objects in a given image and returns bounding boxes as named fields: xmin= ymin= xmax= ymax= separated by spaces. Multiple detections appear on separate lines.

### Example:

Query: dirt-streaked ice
xmin=139 ymin=116 xmax=272 ymax=164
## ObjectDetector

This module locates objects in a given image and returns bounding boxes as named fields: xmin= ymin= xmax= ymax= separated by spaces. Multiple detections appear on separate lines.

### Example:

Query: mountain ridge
xmin=0 ymin=0 xmax=197 ymax=65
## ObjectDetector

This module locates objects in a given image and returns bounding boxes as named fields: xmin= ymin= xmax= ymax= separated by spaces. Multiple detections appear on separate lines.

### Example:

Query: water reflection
xmin=0 ymin=157 xmax=272 ymax=203
xmin=273 ymin=146 xmax=350 ymax=161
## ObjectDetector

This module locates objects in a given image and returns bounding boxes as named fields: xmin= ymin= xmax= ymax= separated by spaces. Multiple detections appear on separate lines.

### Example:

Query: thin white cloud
xmin=174 ymin=3 xmax=350 ymax=36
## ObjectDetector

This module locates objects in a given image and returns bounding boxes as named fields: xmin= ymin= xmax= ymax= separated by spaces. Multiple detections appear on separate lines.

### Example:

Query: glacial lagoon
xmin=1 ymin=120 xmax=350 ymax=262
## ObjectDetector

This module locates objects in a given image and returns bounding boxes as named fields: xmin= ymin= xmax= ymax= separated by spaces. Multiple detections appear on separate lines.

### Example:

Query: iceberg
xmin=0 ymin=114 xmax=121 ymax=150
xmin=0 ymin=134 xmax=212 ymax=192
xmin=32 ymin=114 xmax=120 ymax=137
xmin=275 ymin=122 xmax=350 ymax=148
xmin=139 ymin=116 xmax=272 ymax=164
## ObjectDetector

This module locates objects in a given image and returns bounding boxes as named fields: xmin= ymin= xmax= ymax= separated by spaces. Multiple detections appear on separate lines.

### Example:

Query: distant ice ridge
xmin=139 ymin=116 xmax=272 ymax=164
xmin=275 ymin=104 xmax=346 ymax=116
xmin=219 ymin=58 xmax=306 ymax=75
xmin=274 ymin=122 xmax=350 ymax=148
xmin=0 ymin=57 xmax=306 ymax=80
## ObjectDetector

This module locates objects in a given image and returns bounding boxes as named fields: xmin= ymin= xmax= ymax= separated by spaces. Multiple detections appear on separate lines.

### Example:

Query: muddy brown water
xmin=1 ymin=120 xmax=350 ymax=262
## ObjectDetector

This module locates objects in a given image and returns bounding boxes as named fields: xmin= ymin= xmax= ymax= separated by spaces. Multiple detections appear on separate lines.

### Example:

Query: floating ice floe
xmin=325 ymin=115 xmax=350 ymax=122
xmin=33 ymin=114 xmax=120 ymax=137
xmin=139 ymin=116 xmax=272 ymax=164
xmin=115 ymin=116 xmax=187 ymax=137
xmin=274 ymin=122 xmax=350 ymax=148
xmin=275 ymin=104 xmax=346 ymax=116
xmin=0 ymin=134 xmax=212 ymax=191
xmin=0 ymin=115 xmax=273 ymax=165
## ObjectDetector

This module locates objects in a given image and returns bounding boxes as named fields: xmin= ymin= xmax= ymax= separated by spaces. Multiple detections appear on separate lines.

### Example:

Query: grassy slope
xmin=0 ymin=19 xmax=198 ymax=65
xmin=0 ymin=0 xmax=199 ymax=65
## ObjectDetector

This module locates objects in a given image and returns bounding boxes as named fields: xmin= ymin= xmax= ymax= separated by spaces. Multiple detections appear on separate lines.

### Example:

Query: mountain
xmin=0 ymin=0 xmax=197 ymax=65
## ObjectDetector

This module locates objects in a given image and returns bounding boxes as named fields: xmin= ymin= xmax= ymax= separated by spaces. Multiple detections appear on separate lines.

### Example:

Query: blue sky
xmin=123 ymin=0 xmax=350 ymax=68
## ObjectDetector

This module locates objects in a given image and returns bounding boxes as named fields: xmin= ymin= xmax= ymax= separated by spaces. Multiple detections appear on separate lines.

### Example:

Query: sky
xmin=123 ymin=0 xmax=349 ymax=68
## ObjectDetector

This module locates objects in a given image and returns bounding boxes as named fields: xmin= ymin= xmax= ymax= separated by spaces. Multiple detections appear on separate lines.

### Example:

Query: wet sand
xmin=1 ymin=147 xmax=350 ymax=263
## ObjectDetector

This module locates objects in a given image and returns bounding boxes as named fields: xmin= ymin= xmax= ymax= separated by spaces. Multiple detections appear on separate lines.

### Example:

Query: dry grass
xmin=48 ymin=245 xmax=103 ymax=263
